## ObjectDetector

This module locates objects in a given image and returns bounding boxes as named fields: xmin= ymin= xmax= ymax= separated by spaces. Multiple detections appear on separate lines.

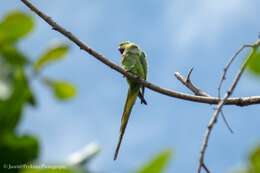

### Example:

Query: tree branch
xmin=197 ymin=40 xmax=260 ymax=173
xmin=175 ymin=69 xmax=234 ymax=133
xmin=218 ymin=44 xmax=252 ymax=98
xmin=20 ymin=0 xmax=260 ymax=107
xmin=20 ymin=1 xmax=260 ymax=172
xmin=174 ymin=68 xmax=211 ymax=97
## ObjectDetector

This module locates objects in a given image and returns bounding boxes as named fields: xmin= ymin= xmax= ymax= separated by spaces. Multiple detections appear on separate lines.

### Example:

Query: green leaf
xmin=33 ymin=44 xmax=69 ymax=72
xmin=0 ymin=133 xmax=39 ymax=173
xmin=249 ymin=145 xmax=260 ymax=172
xmin=0 ymin=11 xmax=34 ymax=43
xmin=0 ymin=67 xmax=35 ymax=132
xmin=136 ymin=149 xmax=172 ymax=173
xmin=0 ymin=44 xmax=29 ymax=66
xmin=44 ymin=79 xmax=76 ymax=101
xmin=247 ymin=47 xmax=260 ymax=75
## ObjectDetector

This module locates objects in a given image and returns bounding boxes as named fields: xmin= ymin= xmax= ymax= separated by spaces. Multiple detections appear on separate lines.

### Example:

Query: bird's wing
xmin=139 ymin=51 xmax=147 ymax=98
xmin=140 ymin=51 xmax=148 ymax=80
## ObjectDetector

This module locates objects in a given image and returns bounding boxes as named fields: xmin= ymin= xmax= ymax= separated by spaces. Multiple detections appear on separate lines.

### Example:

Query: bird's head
xmin=118 ymin=41 xmax=139 ymax=54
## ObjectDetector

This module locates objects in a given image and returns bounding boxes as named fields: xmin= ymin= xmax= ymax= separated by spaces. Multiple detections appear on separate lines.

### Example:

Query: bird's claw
xmin=123 ymin=70 xmax=131 ymax=78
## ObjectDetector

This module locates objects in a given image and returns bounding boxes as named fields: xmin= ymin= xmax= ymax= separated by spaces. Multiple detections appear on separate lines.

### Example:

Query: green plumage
xmin=114 ymin=41 xmax=148 ymax=160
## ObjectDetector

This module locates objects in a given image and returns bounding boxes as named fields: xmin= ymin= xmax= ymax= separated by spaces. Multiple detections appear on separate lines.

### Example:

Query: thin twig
xmin=217 ymin=44 xmax=251 ymax=98
xmin=216 ymin=44 xmax=253 ymax=135
xmin=197 ymin=40 xmax=260 ymax=173
xmin=175 ymin=70 xmax=234 ymax=133
xmin=220 ymin=110 xmax=233 ymax=134
xmin=202 ymin=163 xmax=210 ymax=173
xmin=20 ymin=0 xmax=260 ymax=107
xmin=174 ymin=68 xmax=211 ymax=97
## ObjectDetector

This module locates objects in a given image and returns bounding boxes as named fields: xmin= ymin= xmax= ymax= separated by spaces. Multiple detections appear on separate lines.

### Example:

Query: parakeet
xmin=114 ymin=41 xmax=148 ymax=160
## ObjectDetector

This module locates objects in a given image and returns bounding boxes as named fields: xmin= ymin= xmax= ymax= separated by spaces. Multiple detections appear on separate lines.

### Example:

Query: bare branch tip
xmin=187 ymin=67 xmax=194 ymax=81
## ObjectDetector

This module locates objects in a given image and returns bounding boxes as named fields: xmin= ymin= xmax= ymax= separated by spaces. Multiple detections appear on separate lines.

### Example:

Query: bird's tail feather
xmin=114 ymin=88 xmax=139 ymax=160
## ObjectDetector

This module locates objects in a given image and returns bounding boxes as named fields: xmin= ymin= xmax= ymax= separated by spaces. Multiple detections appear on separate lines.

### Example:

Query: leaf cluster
xmin=0 ymin=10 xmax=76 ymax=173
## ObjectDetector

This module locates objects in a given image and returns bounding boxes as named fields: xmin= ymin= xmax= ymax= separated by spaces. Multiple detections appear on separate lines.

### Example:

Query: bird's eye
xmin=118 ymin=47 xmax=124 ymax=54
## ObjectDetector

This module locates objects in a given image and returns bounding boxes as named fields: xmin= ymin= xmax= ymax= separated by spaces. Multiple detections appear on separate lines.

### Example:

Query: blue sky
xmin=1 ymin=0 xmax=260 ymax=173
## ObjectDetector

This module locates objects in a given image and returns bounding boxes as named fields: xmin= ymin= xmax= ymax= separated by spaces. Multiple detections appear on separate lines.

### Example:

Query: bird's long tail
xmin=114 ymin=87 xmax=139 ymax=160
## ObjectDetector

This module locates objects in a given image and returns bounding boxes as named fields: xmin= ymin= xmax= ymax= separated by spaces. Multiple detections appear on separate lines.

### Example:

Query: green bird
xmin=114 ymin=41 xmax=148 ymax=160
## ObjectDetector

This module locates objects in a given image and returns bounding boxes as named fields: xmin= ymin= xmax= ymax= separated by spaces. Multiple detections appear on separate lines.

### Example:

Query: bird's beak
xmin=118 ymin=47 xmax=124 ymax=54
